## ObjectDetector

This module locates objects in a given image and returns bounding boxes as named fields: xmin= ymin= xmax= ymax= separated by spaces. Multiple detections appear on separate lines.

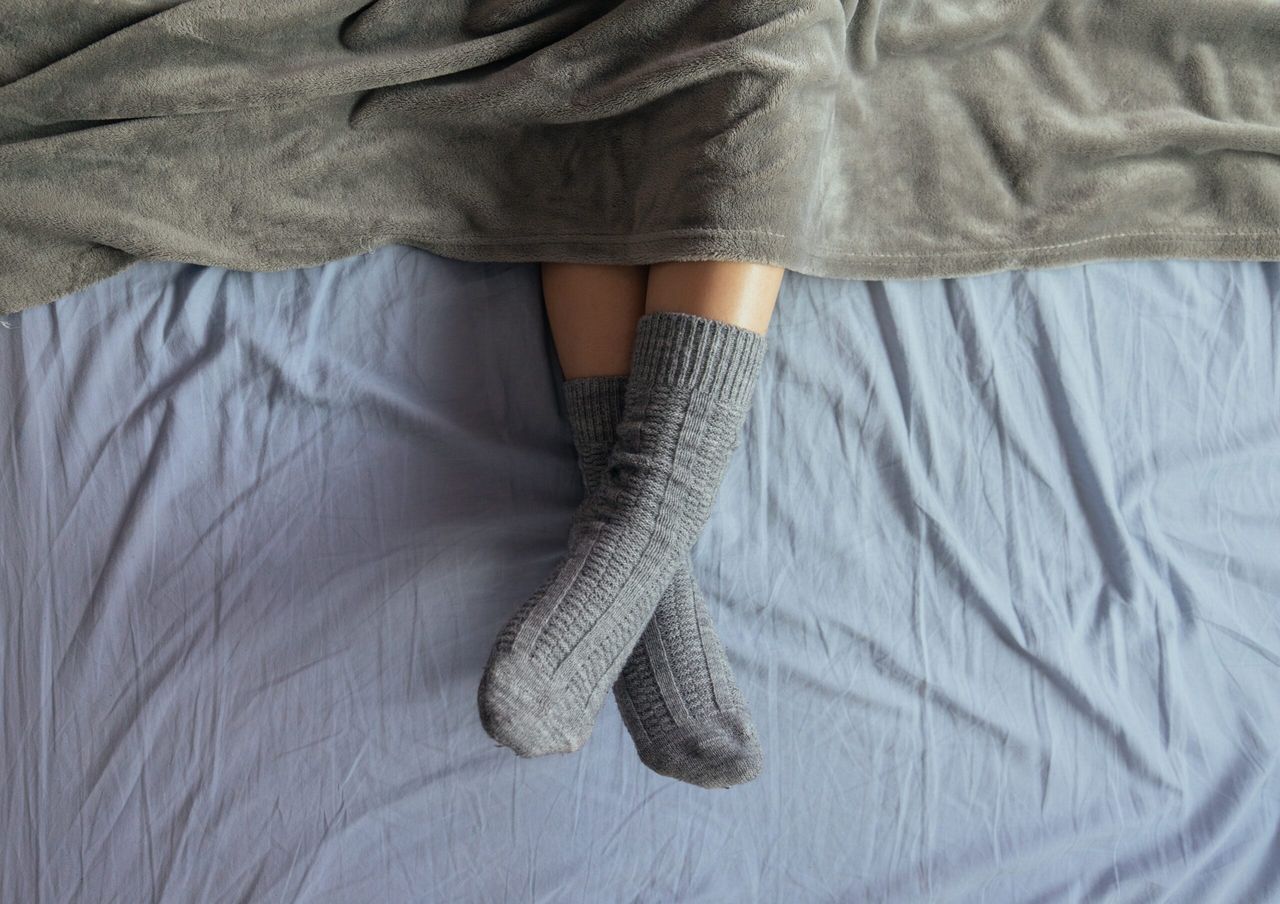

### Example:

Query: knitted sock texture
xmin=477 ymin=312 xmax=766 ymax=758
xmin=564 ymin=374 xmax=762 ymax=789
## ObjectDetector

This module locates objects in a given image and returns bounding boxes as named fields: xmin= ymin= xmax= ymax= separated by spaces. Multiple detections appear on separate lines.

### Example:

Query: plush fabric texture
xmin=478 ymin=313 xmax=766 ymax=757
xmin=564 ymin=375 xmax=763 ymax=789
xmin=2 ymin=1 xmax=1278 ymax=313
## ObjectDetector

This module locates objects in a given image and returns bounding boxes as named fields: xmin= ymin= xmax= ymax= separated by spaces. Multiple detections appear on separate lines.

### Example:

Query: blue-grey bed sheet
xmin=2 ymin=249 xmax=1278 ymax=903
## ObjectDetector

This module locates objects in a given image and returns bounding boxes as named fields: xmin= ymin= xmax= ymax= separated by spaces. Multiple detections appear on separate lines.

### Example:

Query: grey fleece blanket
xmin=2 ymin=1 xmax=1279 ymax=312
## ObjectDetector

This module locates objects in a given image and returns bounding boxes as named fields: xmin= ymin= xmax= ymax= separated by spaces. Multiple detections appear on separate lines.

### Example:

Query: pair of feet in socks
xmin=478 ymin=312 xmax=767 ymax=788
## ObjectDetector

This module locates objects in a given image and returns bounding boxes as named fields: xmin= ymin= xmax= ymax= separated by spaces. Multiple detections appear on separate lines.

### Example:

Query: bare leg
xmin=644 ymin=260 xmax=784 ymax=334
xmin=541 ymin=260 xmax=783 ymax=375
xmin=541 ymin=262 xmax=647 ymax=378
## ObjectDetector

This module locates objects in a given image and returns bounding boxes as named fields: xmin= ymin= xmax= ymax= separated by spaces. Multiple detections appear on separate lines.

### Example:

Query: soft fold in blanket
xmin=2 ymin=0 xmax=1279 ymax=312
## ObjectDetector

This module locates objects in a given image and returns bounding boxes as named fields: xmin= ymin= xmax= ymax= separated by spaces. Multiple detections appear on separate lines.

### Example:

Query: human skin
xmin=541 ymin=261 xmax=783 ymax=378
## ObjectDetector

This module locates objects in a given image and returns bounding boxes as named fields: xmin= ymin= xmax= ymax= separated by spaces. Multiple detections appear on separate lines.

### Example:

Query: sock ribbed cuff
xmin=563 ymin=375 xmax=627 ymax=445
xmin=630 ymin=313 xmax=766 ymax=405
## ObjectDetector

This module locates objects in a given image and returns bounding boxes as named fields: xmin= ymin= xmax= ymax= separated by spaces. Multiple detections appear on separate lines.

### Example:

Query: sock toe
xmin=478 ymin=655 xmax=593 ymax=757
xmin=637 ymin=709 xmax=764 ymax=789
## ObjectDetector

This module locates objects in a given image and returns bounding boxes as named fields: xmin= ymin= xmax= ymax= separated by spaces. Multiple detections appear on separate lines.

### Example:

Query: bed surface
xmin=3 ymin=250 xmax=1278 ymax=902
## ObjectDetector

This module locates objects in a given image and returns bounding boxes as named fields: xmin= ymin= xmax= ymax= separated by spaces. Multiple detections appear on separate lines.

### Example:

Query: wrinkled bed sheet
xmin=2 ymin=250 xmax=1278 ymax=903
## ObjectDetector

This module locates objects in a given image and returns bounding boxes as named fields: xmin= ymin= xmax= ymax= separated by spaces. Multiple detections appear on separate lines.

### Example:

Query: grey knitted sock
xmin=478 ymin=312 xmax=766 ymax=759
xmin=564 ymin=375 xmax=763 ymax=789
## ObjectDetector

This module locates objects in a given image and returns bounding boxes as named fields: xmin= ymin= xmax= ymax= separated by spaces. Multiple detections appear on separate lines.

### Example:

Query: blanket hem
xmin=8 ymin=229 xmax=1280 ymax=313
